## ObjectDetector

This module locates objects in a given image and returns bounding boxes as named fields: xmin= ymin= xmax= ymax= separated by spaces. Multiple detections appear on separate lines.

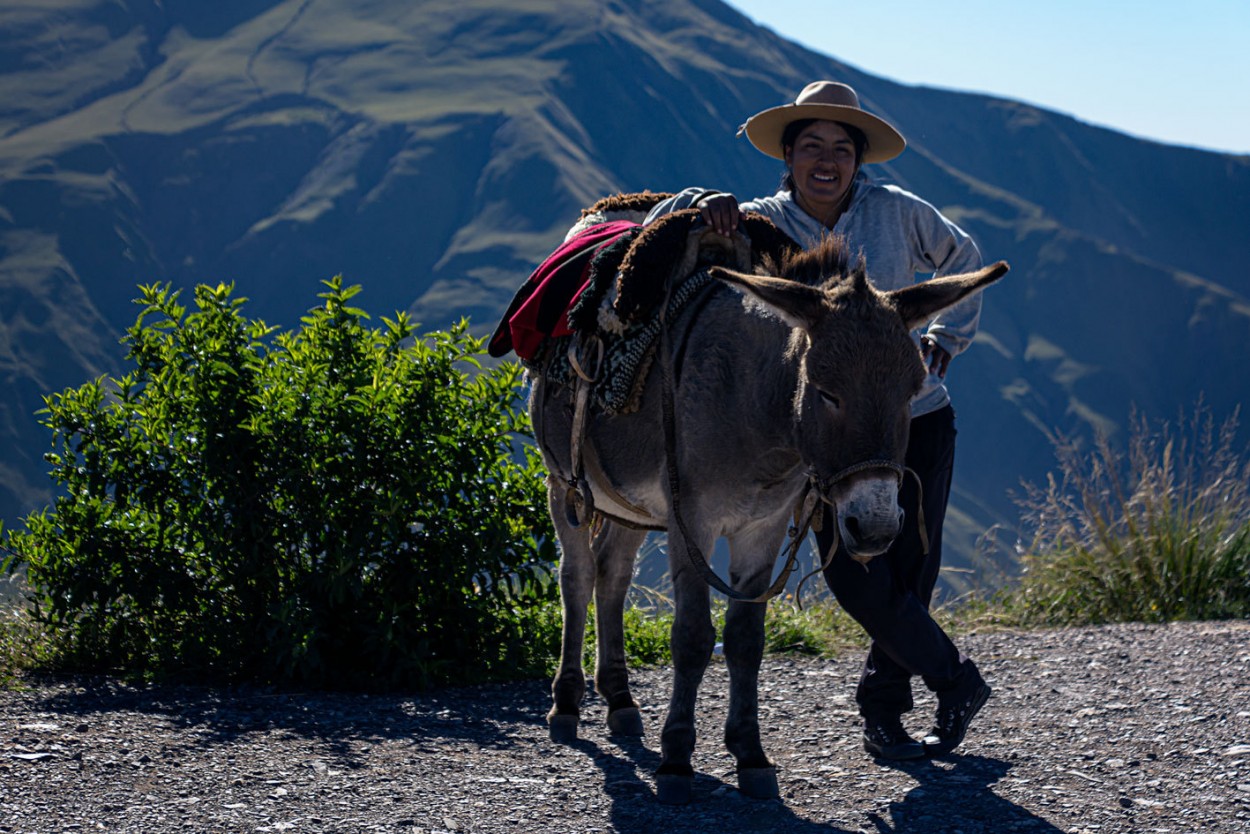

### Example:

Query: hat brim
xmin=743 ymin=103 xmax=906 ymax=164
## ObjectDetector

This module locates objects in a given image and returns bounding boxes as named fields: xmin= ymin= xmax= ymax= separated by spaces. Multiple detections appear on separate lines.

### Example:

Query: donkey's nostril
xmin=844 ymin=516 xmax=862 ymax=542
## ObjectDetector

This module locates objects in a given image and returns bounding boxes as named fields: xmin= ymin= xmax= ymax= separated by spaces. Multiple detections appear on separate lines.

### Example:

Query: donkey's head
xmin=710 ymin=238 xmax=1008 ymax=562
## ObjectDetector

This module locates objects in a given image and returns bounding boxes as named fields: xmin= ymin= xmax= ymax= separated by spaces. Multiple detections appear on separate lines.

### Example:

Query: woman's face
xmin=784 ymin=120 xmax=858 ymax=220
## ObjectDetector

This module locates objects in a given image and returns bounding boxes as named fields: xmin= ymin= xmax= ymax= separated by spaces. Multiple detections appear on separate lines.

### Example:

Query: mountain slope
xmin=2 ymin=0 xmax=1247 ymax=592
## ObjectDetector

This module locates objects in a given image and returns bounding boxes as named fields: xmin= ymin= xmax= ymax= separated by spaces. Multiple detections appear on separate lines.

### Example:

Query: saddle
xmin=490 ymin=192 xmax=800 ymax=414
xmin=487 ymin=192 xmax=675 ymax=360
xmin=487 ymin=219 xmax=643 ymax=361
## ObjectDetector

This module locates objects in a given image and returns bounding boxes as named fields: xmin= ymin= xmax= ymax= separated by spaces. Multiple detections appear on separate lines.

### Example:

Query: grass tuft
xmin=1005 ymin=403 xmax=1250 ymax=625
xmin=764 ymin=593 xmax=868 ymax=657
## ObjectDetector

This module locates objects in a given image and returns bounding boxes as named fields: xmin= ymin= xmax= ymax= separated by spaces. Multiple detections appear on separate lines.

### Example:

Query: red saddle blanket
xmin=488 ymin=220 xmax=640 ymax=360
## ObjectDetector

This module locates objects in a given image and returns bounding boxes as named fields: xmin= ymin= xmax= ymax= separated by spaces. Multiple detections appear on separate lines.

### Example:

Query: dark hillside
xmin=1 ymin=0 xmax=1247 ymax=592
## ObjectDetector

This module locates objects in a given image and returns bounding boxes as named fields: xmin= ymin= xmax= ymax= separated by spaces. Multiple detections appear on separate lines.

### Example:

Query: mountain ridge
xmin=2 ymin=0 xmax=1247 ymax=592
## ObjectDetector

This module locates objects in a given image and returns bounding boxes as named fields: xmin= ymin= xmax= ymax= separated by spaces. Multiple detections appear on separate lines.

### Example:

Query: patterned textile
xmin=566 ymin=225 xmax=645 ymax=333
xmin=529 ymin=269 xmax=717 ymax=414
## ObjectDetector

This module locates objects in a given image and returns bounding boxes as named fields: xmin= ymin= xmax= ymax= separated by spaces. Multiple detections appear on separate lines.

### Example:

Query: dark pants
xmin=817 ymin=404 xmax=970 ymax=718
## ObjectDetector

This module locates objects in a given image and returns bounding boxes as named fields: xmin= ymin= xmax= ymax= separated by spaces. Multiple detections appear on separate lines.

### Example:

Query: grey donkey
xmin=530 ymin=231 xmax=1008 ymax=804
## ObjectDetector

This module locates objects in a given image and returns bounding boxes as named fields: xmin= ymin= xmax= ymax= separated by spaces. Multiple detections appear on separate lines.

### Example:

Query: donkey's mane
xmin=765 ymin=234 xmax=865 ymax=291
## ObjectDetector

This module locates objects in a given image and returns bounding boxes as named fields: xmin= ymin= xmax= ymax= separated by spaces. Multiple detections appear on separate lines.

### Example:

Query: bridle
xmin=656 ymin=264 xmax=919 ymax=606
xmin=809 ymin=458 xmax=904 ymax=502
xmin=787 ymin=460 xmax=928 ymax=606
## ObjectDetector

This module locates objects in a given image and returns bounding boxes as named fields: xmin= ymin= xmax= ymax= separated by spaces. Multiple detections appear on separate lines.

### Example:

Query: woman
xmin=645 ymin=80 xmax=992 ymax=761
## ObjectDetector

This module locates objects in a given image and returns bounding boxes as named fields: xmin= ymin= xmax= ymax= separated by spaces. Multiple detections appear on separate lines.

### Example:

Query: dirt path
xmin=2 ymin=621 xmax=1248 ymax=833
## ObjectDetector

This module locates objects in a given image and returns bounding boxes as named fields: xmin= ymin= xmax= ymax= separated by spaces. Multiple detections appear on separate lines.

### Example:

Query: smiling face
xmin=783 ymin=120 xmax=859 ymax=227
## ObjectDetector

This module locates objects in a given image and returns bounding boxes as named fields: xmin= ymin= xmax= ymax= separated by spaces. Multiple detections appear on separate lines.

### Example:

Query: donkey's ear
xmin=887 ymin=261 xmax=1009 ymax=331
xmin=708 ymin=266 xmax=827 ymax=331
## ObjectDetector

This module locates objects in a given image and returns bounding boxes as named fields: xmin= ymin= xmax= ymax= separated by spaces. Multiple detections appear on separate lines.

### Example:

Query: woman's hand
xmin=699 ymin=193 xmax=741 ymax=237
xmin=921 ymin=335 xmax=952 ymax=378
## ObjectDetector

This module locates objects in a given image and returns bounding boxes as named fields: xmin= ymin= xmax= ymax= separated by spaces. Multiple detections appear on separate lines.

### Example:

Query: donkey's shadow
xmin=570 ymin=733 xmax=856 ymax=833
xmin=570 ymin=737 xmax=1062 ymax=834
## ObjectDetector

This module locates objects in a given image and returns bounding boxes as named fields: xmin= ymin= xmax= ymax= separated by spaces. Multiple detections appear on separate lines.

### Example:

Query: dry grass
xmin=1006 ymin=404 xmax=1250 ymax=625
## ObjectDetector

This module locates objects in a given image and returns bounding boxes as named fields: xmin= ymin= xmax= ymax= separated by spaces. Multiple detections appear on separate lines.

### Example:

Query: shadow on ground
xmin=560 ymin=731 xmax=1061 ymax=834
xmin=864 ymin=755 xmax=1062 ymax=833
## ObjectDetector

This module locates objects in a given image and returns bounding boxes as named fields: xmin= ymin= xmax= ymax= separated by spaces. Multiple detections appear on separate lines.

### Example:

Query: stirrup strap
xmin=563 ymin=336 xmax=604 ymax=528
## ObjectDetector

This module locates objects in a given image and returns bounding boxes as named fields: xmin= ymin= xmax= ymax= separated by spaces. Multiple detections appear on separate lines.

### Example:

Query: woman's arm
xmin=643 ymin=188 xmax=740 ymax=235
xmin=910 ymin=200 xmax=984 ymax=361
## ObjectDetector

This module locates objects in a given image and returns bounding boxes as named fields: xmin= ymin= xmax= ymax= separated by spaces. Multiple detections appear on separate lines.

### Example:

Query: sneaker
xmin=923 ymin=674 xmax=991 ymax=757
xmin=862 ymin=714 xmax=925 ymax=760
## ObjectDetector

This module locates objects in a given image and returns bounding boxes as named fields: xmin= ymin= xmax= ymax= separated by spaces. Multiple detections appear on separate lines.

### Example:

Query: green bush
xmin=0 ymin=279 xmax=557 ymax=689
xmin=1009 ymin=405 xmax=1250 ymax=625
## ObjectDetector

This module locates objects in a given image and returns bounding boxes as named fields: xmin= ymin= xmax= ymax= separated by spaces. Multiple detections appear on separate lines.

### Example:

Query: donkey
xmin=529 ymin=231 xmax=1007 ymax=804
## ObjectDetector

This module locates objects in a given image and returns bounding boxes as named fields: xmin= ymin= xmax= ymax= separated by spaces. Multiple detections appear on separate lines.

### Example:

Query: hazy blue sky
xmin=725 ymin=0 xmax=1250 ymax=155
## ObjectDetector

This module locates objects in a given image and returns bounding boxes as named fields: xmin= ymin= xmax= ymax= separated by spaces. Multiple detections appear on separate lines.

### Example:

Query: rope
xmin=563 ymin=336 xmax=605 ymax=527
xmin=792 ymin=464 xmax=929 ymax=607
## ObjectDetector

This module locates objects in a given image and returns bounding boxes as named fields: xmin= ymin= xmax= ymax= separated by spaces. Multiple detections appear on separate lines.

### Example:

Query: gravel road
xmin=2 ymin=620 xmax=1248 ymax=833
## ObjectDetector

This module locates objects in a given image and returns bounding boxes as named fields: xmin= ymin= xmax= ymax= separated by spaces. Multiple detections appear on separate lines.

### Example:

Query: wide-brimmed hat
xmin=741 ymin=81 xmax=906 ymax=163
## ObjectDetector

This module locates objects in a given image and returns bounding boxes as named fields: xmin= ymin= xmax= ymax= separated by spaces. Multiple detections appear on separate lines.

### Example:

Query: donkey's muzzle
xmin=839 ymin=505 xmax=904 ymax=565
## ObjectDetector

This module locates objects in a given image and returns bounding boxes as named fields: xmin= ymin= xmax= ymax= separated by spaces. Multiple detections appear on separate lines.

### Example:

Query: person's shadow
xmin=569 ymin=735 xmax=1062 ymax=834
xmin=865 ymin=755 xmax=1064 ymax=833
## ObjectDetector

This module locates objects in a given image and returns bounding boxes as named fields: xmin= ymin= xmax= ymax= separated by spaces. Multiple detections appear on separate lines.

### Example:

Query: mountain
xmin=2 ymin=0 xmax=1248 ymax=593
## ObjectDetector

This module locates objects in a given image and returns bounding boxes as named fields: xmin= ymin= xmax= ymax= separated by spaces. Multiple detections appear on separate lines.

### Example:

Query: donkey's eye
xmin=818 ymin=390 xmax=841 ymax=411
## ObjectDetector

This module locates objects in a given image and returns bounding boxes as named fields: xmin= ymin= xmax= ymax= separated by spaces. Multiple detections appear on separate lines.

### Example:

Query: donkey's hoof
xmin=737 ymin=766 xmax=780 ymax=800
xmin=607 ymin=706 xmax=644 ymax=737
xmin=548 ymin=713 xmax=579 ymax=744
xmin=655 ymin=773 xmax=693 ymax=805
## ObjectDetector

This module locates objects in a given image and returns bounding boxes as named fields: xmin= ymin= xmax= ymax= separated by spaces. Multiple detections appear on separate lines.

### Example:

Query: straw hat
xmin=741 ymin=81 xmax=906 ymax=163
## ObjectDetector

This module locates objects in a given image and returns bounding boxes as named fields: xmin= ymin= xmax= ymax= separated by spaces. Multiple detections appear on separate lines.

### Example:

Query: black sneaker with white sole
xmin=863 ymin=714 xmax=925 ymax=760
xmin=923 ymin=676 xmax=991 ymax=757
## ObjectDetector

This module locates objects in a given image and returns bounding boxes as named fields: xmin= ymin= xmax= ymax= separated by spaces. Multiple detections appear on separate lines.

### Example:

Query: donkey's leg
xmin=656 ymin=533 xmax=716 ymax=805
xmin=721 ymin=528 xmax=786 ymax=800
xmin=592 ymin=525 xmax=648 ymax=736
xmin=548 ymin=481 xmax=596 ymax=743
